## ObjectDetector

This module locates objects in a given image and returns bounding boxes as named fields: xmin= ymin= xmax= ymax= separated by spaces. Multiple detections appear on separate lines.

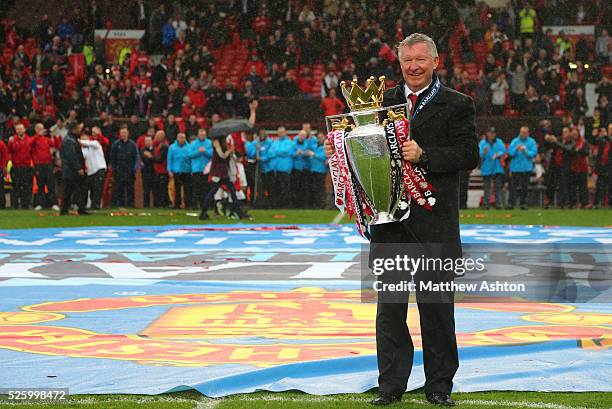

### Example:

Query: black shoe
xmin=199 ymin=212 xmax=209 ymax=221
xmin=78 ymin=210 xmax=92 ymax=215
xmin=426 ymin=392 xmax=455 ymax=406
xmin=60 ymin=211 xmax=69 ymax=216
xmin=520 ymin=205 xmax=528 ymax=210
xmin=506 ymin=206 xmax=514 ymax=210
xmin=370 ymin=392 xmax=402 ymax=406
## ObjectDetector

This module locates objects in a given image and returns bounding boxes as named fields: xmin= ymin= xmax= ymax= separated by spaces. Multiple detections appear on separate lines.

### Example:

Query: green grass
xmin=0 ymin=390 xmax=610 ymax=408
xmin=0 ymin=208 xmax=609 ymax=229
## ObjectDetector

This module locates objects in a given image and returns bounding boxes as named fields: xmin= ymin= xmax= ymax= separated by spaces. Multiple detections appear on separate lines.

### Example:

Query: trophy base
xmin=370 ymin=212 xmax=398 ymax=225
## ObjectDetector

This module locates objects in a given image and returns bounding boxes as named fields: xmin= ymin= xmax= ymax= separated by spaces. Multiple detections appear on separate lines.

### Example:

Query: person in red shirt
xmin=7 ymin=123 xmax=34 ymax=209
xmin=91 ymin=126 xmax=110 ymax=156
xmin=186 ymin=83 xmax=206 ymax=113
xmin=569 ymin=127 xmax=589 ymax=208
xmin=31 ymin=123 xmax=60 ymax=210
xmin=320 ymin=88 xmax=345 ymax=117
xmin=0 ymin=138 xmax=8 ymax=209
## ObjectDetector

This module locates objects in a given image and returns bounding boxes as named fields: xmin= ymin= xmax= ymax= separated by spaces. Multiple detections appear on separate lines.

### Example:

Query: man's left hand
xmin=402 ymin=140 xmax=423 ymax=163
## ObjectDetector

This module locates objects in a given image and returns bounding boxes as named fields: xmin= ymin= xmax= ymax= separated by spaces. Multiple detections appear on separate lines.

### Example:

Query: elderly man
xmin=325 ymin=33 xmax=478 ymax=406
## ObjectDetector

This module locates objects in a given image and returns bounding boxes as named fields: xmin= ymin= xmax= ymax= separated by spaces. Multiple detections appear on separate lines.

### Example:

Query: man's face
xmin=15 ymin=124 xmax=25 ymax=136
xmin=277 ymin=128 xmax=286 ymax=138
xmin=177 ymin=134 xmax=186 ymax=144
xmin=144 ymin=136 xmax=152 ymax=147
xmin=487 ymin=132 xmax=496 ymax=142
xmin=120 ymin=129 xmax=129 ymax=140
xmin=198 ymin=129 xmax=207 ymax=140
xmin=399 ymin=42 xmax=438 ymax=92
xmin=520 ymin=128 xmax=529 ymax=139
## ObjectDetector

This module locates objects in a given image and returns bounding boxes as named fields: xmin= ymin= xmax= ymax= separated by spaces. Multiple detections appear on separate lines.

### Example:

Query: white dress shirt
xmin=404 ymin=80 xmax=432 ymax=112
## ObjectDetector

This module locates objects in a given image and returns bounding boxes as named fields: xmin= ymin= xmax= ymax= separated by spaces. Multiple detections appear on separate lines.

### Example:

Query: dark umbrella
xmin=208 ymin=119 xmax=252 ymax=138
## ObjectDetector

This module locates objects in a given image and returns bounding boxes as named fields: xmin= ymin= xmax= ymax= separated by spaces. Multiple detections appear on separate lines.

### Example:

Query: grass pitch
xmin=0 ymin=208 xmax=609 ymax=229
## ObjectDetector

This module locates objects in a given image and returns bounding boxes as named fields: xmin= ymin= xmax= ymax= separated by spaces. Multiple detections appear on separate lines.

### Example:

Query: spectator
xmin=167 ymin=132 xmax=192 ymax=208
xmin=490 ymin=73 xmax=508 ymax=115
xmin=309 ymin=131 xmax=328 ymax=208
xmin=321 ymin=64 xmax=340 ymax=98
xmin=79 ymin=132 xmax=107 ymax=210
xmin=152 ymin=130 xmax=169 ymax=207
xmin=140 ymin=134 xmax=155 ymax=207
xmin=164 ymin=114 xmax=180 ymax=144
xmin=269 ymin=126 xmax=293 ymax=208
xmin=320 ymin=88 xmax=345 ymax=117
xmin=0 ymin=138 xmax=8 ymax=209
xmin=508 ymin=126 xmax=537 ymax=209
xmin=589 ymin=126 xmax=611 ymax=208
xmin=31 ymin=123 xmax=59 ymax=210
xmin=569 ymin=127 xmax=590 ymax=208
xmin=257 ymin=129 xmax=274 ymax=208
xmin=479 ymin=127 xmax=506 ymax=209
xmin=7 ymin=124 xmax=33 ymax=209
xmin=291 ymin=130 xmax=312 ymax=207
xmin=189 ymin=128 xmax=212 ymax=210
xmin=595 ymin=28 xmax=611 ymax=64
xmin=110 ymin=125 xmax=138 ymax=207
xmin=59 ymin=122 xmax=88 ymax=215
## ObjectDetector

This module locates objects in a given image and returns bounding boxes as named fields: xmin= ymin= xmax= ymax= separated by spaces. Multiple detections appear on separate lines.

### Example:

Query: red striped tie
xmin=409 ymin=93 xmax=418 ymax=116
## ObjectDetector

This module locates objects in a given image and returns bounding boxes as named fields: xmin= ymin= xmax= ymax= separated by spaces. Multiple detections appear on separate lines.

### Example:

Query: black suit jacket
xmin=381 ymin=78 xmax=479 ymax=244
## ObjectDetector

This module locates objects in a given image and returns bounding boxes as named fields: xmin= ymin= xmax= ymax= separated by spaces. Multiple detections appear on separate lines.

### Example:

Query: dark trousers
xmin=142 ymin=172 xmax=155 ymax=208
xmin=569 ymin=172 xmax=588 ymax=207
xmin=291 ymin=169 xmax=310 ymax=207
xmin=192 ymin=173 xmax=209 ymax=210
xmin=34 ymin=164 xmax=57 ymax=207
xmin=0 ymin=170 xmax=5 ymax=208
xmin=61 ymin=176 xmax=85 ymax=213
xmin=10 ymin=167 xmax=33 ymax=209
xmin=245 ymin=162 xmax=257 ymax=205
xmin=271 ymin=171 xmax=291 ymax=208
xmin=173 ymin=172 xmax=192 ymax=208
xmin=258 ymin=171 xmax=273 ymax=208
xmin=200 ymin=177 xmax=242 ymax=216
xmin=112 ymin=176 xmax=135 ymax=207
xmin=370 ymin=222 xmax=458 ymax=396
xmin=594 ymin=169 xmax=610 ymax=207
xmin=482 ymin=174 xmax=503 ymax=209
xmin=154 ymin=173 xmax=169 ymax=207
xmin=310 ymin=172 xmax=327 ymax=208
xmin=509 ymin=171 xmax=530 ymax=207
xmin=546 ymin=167 xmax=570 ymax=207
xmin=83 ymin=169 xmax=106 ymax=209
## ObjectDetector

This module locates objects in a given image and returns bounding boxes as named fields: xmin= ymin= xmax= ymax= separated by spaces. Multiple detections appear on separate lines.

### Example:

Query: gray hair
xmin=397 ymin=33 xmax=438 ymax=59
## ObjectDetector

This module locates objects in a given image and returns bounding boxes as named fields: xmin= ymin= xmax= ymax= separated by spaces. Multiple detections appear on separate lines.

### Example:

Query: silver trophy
xmin=326 ymin=76 xmax=410 ymax=225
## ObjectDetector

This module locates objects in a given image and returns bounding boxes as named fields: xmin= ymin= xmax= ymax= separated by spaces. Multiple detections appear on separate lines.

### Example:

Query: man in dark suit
xmin=326 ymin=33 xmax=478 ymax=406
xmin=60 ymin=122 xmax=89 ymax=215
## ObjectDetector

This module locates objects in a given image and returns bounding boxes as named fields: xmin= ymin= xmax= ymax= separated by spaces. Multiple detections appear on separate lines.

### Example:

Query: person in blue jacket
xmin=257 ymin=128 xmax=274 ymax=208
xmin=269 ymin=126 xmax=293 ymax=208
xmin=167 ymin=132 xmax=192 ymax=208
xmin=507 ymin=126 xmax=537 ymax=209
xmin=310 ymin=131 xmax=329 ymax=208
xmin=479 ymin=127 xmax=506 ymax=209
xmin=291 ymin=130 xmax=312 ymax=207
xmin=188 ymin=128 xmax=213 ymax=210
xmin=245 ymin=130 xmax=259 ymax=206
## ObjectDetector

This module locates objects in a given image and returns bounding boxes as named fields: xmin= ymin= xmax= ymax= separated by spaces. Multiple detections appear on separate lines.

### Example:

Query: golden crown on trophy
xmin=340 ymin=75 xmax=386 ymax=111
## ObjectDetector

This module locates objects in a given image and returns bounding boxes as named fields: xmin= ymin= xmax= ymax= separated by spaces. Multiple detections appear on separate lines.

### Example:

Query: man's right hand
xmin=324 ymin=139 xmax=334 ymax=158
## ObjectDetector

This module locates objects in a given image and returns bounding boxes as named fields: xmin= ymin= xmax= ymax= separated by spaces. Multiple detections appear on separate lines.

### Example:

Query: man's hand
xmin=324 ymin=139 xmax=334 ymax=158
xmin=198 ymin=147 xmax=206 ymax=153
xmin=483 ymin=146 xmax=489 ymax=153
xmin=78 ymin=169 xmax=85 ymax=176
xmin=402 ymin=140 xmax=423 ymax=163
xmin=169 ymin=172 xmax=174 ymax=178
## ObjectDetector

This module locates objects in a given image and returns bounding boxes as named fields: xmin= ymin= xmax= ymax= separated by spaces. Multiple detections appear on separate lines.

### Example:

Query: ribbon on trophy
xmin=326 ymin=129 xmax=346 ymax=214
xmin=392 ymin=118 xmax=436 ymax=212
xmin=327 ymin=126 xmax=371 ymax=239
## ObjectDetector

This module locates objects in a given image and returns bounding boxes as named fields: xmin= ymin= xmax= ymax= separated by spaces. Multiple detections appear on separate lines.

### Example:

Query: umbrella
xmin=208 ymin=119 xmax=252 ymax=138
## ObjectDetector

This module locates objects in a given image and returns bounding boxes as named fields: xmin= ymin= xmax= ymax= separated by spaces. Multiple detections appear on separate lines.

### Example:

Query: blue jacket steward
xmin=508 ymin=135 xmax=537 ymax=172
xmin=188 ymin=138 xmax=212 ymax=173
xmin=479 ymin=138 xmax=506 ymax=176
xmin=167 ymin=140 xmax=191 ymax=173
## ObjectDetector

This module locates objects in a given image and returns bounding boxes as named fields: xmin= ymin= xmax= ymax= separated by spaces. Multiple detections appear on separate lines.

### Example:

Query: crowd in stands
xmin=0 ymin=0 xmax=611 ymax=211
